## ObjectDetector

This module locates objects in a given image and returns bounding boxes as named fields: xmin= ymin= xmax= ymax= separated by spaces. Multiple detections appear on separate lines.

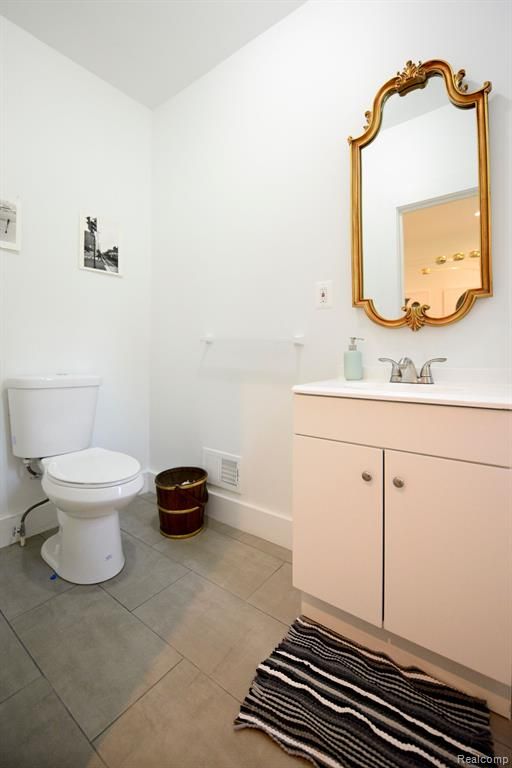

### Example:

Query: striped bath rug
xmin=234 ymin=616 xmax=494 ymax=767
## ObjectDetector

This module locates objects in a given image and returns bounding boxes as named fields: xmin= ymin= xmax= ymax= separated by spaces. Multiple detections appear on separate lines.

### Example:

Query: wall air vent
xmin=202 ymin=448 xmax=241 ymax=493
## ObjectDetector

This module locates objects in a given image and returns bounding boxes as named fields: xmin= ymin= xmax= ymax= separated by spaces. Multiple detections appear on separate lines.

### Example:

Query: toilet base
xmin=41 ymin=508 xmax=125 ymax=584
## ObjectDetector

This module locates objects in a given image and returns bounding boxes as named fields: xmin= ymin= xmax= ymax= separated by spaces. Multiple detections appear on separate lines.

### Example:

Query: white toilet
xmin=6 ymin=374 xmax=143 ymax=584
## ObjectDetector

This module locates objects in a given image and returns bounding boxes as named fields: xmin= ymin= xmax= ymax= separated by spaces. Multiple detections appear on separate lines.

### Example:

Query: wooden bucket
xmin=155 ymin=467 xmax=208 ymax=539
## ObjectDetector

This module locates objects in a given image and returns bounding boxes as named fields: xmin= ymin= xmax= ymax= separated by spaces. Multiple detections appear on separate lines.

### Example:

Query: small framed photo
xmin=79 ymin=215 xmax=121 ymax=276
xmin=0 ymin=199 xmax=21 ymax=251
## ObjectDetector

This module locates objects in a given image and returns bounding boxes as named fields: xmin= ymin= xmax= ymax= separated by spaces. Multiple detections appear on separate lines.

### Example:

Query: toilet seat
xmin=44 ymin=447 xmax=141 ymax=489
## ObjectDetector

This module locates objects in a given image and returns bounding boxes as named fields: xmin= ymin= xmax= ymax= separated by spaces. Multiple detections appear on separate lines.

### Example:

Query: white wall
xmin=150 ymin=0 xmax=512 ymax=546
xmin=0 ymin=18 xmax=152 ymax=542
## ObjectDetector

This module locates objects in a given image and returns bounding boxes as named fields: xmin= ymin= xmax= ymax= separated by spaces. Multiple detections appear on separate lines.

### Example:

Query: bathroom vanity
xmin=292 ymin=381 xmax=512 ymax=716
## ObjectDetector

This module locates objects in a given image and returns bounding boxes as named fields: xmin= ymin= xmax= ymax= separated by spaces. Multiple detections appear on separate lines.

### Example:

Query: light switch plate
xmin=316 ymin=280 xmax=333 ymax=309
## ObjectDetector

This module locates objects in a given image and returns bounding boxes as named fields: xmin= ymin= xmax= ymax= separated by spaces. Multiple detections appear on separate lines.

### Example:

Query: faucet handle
xmin=378 ymin=357 xmax=401 ymax=382
xmin=419 ymin=357 xmax=447 ymax=384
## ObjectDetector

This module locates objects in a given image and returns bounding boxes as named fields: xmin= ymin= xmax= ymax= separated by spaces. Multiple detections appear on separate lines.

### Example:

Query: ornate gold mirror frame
xmin=349 ymin=60 xmax=492 ymax=331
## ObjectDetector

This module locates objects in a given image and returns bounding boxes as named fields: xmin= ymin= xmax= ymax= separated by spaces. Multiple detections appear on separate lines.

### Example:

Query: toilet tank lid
xmin=5 ymin=374 xmax=101 ymax=389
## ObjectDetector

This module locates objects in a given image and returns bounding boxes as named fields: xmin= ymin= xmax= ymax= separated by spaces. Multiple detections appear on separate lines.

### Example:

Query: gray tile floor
xmin=1 ymin=493 xmax=510 ymax=767
xmin=0 ymin=495 xmax=302 ymax=768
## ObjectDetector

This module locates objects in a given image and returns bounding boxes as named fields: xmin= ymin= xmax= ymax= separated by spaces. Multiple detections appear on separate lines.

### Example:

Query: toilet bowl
xmin=41 ymin=447 xmax=143 ymax=584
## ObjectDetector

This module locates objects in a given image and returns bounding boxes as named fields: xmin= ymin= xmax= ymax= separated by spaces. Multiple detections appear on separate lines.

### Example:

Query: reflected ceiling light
xmin=435 ymin=255 xmax=447 ymax=265
xmin=421 ymin=267 xmax=431 ymax=275
xmin=474 ymin=211 xmax=480 ymax=217
xmin=469 ymin=249 xmax=481 ymax=258
xmin=452 ymin=252 xmax=465 ymax=261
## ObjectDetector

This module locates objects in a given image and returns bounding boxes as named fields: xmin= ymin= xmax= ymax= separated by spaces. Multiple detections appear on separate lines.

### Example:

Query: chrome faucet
xmin=379 ymin=356 xmax=447 ymax=384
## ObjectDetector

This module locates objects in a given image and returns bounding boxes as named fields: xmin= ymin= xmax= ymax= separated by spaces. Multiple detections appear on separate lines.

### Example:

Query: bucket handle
xmin=171 ymin=482 xmax=209 ymax=509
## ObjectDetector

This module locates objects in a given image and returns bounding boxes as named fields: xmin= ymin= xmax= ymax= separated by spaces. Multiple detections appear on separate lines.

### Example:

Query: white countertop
xmin=292 ymin=379 xmax=512 ymax=410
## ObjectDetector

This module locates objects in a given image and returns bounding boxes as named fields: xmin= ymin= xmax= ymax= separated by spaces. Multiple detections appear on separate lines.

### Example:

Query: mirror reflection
xmin=361 ymin=75 xmax=481 ymax=319
xmin=401 ymin=192 xmax=481 ymax=317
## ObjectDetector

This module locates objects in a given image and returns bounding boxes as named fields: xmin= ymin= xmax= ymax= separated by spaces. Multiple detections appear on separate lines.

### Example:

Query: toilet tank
xmin=6 ymin=374 xmax=101 ymax=458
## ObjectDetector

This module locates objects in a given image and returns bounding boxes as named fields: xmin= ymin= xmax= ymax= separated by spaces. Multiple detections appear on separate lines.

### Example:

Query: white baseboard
xmin=146 ymin=470 xmax=292 ymax=549
xmin=0 ymin=468 xmax=155 ymax=549
xmin=141 ymin=470 xmax=154 ymax=495
xmin=0 ymin=471 xmax=290 ymax=551
xmin=0 ymin=502 xmax=58 ymax=549
xmin=207 ymin=490 xmax=292 ymax=549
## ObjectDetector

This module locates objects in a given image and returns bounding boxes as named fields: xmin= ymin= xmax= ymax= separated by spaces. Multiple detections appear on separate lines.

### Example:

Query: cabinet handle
xmin=393 ymin=477 xmax=405 ymax=488
xmin=361 ymin=471 xmax=372 ymax=482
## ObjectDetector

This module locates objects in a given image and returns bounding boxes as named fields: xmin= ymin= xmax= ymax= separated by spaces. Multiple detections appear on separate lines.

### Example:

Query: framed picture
xmin=79 ymin=215 xmax=121 ymax=276
xmin=0 ymin=199 xmax=21 ymax=251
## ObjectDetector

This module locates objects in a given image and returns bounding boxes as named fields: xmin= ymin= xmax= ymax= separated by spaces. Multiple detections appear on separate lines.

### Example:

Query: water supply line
xmin=18 ymin=498 xmax=49 ymax=547
xmin=22 ymin=458 xmax=43 ymax=478
xmin=18 ymin=459 xmax=48 ymax=547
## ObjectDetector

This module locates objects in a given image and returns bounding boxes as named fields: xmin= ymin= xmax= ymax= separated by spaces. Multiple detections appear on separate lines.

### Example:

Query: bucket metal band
xmin=158 ymin=504 xmax=202 ymax=516
xmin=159 ymin=526 xmax=204 ymax=539
xmin=155 ymin=477 xmax=207 ymax=491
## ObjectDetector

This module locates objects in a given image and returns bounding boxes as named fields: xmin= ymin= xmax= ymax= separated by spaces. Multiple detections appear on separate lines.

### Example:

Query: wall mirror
xmin=349 ymin=60 xmax=492 ymax=331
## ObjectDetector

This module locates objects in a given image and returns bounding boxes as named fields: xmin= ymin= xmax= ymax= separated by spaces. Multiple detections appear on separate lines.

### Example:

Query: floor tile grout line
xmin=195 ymin=652 xmax=268 ymax=714
xmin=200 ymin=525 xmax=292 ymax=561
xmin=5 ymin=521 xmax=509 ymax=755
xmin=99 ymin=566 xmax=192 ymax=614
xmin=142 ymin=553 xmax=285 ymax=604
xmin=24 ymin=522 xmax=285 ymax=607
xmin=17 ymin=523 xmax=289 ymax=614
xmin=132 ymin=587 xmax=289 ymax=664
xmin=125 ymin=578 xmax=252 ymax=674
xmin=90 ymin=743 xmax=109 ymax=768
xmin=206 ymin=521 xmax=292 ymax=559
xmin=88 ymin=580 xmax=173 ymax=630
xmin=86 ymin=646 xmax=178 ymax=749
xmin=20 ymin=513 xmax=288 ymax=565
xmin=92 ymin=656 xmax=252 ymax=747
xmin=205 ymin=670 xmax=245 ymax=707
xmin=492 ymin=727 xmax=512 ymax=749
xmin=495 ymin=739 xmax=512 ymax=753
xmin=82 ymin=639 xmax=512 ymax=759
xmin=5 ymin=618 xmax=509 ymax=756
xmin=129 ymin=567 xmax=291 ymax=692
xmin=91 ymin=655 xmax=188 ymax=743
xmin=0 ymin=671 xmax=42 ymax=709
xmin=88 ymin=497 xmax=293 ymax=570
xmin=133 ymin=521 xmax=288 ymax=599
xmin=3 ymin=582 xmax=75 ymax=626
xmin=5 ymin=617 xmax=99 ymax=750
xmin=244 ymin=560 xmax=290 ymax=602
xmin=7 ymin=526 xmax=294 ymax=645
xmin=90 ymin=648 xmax=183 ymax=742
xmin=119 ymin=527 xmax=208 ymax=575
xmin=5 ymin=534 xmax=287 ymax=639
xmin=121 ymin=500 xmax=292 ymax=561
xmin=128 ymin=585 xmax=194 ymax=647
xmin=6 ymin=583 xmax=185 ymax=755
xmin=118 ymin=526 xmax=163 ymax=549
xmin=244 ymin=602 xmax=292 ymax=630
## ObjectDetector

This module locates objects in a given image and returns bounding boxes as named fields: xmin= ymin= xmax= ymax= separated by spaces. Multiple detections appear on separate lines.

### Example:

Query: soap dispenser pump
xmin=344 ymin=337 xmax=364 ymax=380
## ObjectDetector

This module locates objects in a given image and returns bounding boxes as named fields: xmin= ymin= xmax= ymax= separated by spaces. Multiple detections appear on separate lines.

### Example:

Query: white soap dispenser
xmin=344 ymin=337 xmax=364 ymax=380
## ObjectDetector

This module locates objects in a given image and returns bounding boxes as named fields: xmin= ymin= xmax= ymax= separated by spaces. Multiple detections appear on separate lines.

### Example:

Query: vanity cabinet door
xmin=384 ymin=450 xmax=512 ymax=683
xmin=293 ymin=435 xmax=383 ymax=627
